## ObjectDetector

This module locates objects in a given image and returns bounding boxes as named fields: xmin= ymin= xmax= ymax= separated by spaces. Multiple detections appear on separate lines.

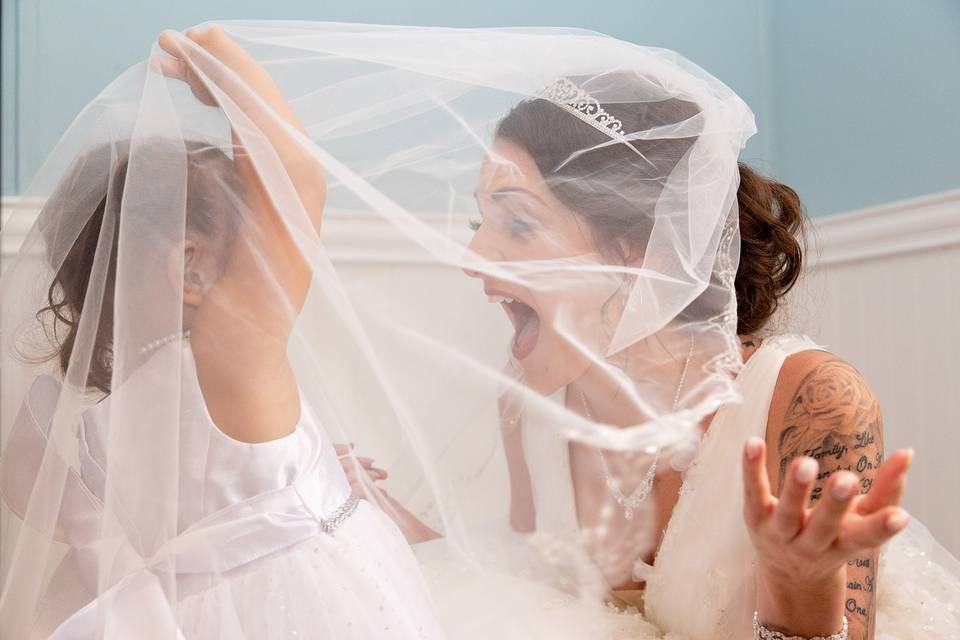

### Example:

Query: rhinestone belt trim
xmin=320 ymin=493 xmax=360 ymax=534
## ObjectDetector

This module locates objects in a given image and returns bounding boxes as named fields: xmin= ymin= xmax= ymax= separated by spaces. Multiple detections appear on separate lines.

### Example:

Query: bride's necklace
xmin=579 ymin=334 xmax=695 ymax=521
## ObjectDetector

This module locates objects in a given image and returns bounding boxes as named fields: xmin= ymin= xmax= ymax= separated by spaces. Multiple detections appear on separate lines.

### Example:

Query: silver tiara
xmin=537 ymin=77 xmax=629 ymax=142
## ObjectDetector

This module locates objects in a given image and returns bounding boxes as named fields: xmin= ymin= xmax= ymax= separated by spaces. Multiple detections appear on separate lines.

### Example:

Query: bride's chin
xmin=515 ymin=339 xmax=591 ymax=396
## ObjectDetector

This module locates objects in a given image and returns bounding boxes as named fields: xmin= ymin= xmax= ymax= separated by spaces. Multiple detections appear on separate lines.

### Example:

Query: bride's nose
xmin=462 ymin=226 xmax=501 ymax=278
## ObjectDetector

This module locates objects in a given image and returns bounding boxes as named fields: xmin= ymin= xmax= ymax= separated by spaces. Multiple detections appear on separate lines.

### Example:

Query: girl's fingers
xmin=801 ymin=471 xmax=858 ymax=550
xmin=857 ymin=449 xmax=912 ymax=515
xmin=152 ymin=56 xmax=184 ymax=79
xmin=157 ymin=31 xmax=179 ymax=57
xmin=837 ymin=506 xmax=910 ymax=551
xmin=773 ymin=456 xmax=817 ymax=539
xmin=742 ymin=438 xmax=775 ymax=528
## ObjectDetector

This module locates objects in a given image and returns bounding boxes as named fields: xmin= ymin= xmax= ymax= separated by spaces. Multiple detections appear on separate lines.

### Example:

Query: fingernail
xmin=886 ymin=509 xmax=910 ymax=532
xmin=904 ymin=448 xmax=915 ymax=467
xmin=796 ymin=458 xmax=817 ymax=484
xmin=831 ymin=475 xmax=855 ymax=500
xmin=745 ymin=438 xmax=763 ymax=461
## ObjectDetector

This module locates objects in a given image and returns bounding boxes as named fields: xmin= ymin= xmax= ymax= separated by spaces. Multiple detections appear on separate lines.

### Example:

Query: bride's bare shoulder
xmin=763 ymin=349 xmax=883 ymax=496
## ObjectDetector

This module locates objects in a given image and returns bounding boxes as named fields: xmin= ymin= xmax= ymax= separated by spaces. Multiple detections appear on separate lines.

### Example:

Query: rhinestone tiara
xmin=536 ymin=77 xmax=629 ymax=142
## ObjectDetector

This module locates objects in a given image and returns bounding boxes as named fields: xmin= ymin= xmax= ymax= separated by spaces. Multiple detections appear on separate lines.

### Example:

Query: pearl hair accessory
xmin=139 ymin=330 xmax=191 ymax=355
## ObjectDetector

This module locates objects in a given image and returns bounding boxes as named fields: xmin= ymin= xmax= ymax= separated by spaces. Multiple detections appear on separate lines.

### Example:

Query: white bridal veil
xmin=0 ymin=21 xmax=759 ymax=638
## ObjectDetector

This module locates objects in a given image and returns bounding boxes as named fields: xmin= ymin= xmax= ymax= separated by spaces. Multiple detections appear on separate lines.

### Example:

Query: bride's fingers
xmin=773 ymin=456 xmax=817 ymax=539
xmin=857 ymin=449 xmax=912 ymax=515
xmin=742 ymin=438 xmax=775 ymax=528
xmin=837 ymin=506 xmax=910 ymax=551
xmin=801 ymin=471 xmax=858 ymax=550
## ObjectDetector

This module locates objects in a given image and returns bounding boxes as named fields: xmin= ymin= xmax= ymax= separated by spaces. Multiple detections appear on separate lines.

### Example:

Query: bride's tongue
xmin=505 ymin=300 xmax=540 ymax=360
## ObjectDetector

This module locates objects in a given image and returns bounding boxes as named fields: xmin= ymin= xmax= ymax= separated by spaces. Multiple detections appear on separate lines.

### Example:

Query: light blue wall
xmin=4 ymin=1 xmax=958 ymax=217
xmin=1 ymin=0 xmax=773 ymax=195
xmin=769 ymin=0 xmax=960 ymax=216
xmin=1 ymin=0 xmax=17 ymax=194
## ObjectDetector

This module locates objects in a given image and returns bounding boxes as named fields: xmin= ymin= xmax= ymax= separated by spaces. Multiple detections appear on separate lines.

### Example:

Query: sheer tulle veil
xmin=0 ymin=21 xmax=760 ymax=638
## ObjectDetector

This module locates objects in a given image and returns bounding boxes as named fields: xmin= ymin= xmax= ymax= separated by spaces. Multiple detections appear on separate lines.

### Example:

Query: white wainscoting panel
xmin=2 ymin=190 xmax=959 ymax=564
xmin=784 ymin=189 xmax=960 ymax=557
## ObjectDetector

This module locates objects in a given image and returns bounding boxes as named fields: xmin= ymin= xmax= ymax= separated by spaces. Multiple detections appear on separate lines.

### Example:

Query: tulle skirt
xmin=875 ymin=523 xmax=960 ymax=640
xmin=413 ymin=535 xmax=679 ymax=640
xmin=412 ymin=521 xmax=960 ymax=640
xmin=177 ymin=502 xmax=446 ymax=640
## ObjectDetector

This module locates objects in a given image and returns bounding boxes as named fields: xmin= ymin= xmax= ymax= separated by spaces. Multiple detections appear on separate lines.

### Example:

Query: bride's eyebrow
xmin=473 ymin=187 xmax=545 ymax=203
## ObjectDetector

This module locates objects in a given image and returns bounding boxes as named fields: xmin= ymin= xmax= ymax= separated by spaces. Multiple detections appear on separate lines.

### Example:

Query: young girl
xmin=0 ymin=27 xmax=444 ymax=639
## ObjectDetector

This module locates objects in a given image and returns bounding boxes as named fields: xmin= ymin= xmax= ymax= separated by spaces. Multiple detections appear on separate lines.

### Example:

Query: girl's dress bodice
xmin=1 ymin=341 xmax=445 ymax=640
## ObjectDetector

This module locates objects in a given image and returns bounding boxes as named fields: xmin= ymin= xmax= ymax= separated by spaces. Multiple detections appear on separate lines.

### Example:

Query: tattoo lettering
xmin=776 ymin=358 xmax=883 ymax=639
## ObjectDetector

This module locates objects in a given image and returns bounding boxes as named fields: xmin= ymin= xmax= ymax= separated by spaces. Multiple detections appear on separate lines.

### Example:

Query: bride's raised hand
xmin=742 ymin=437 xmax=912 ymax=637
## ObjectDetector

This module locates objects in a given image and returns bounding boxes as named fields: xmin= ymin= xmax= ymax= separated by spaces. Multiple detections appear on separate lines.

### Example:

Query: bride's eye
xmin=506 ymin=215 xmax=536 ymax=238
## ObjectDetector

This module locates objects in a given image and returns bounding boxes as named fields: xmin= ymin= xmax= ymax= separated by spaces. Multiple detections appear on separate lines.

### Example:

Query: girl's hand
xmin=155 ymin=26 xmax=326 ymax=232
xmin=155 ymin=28 xmax=254 ymax=108
xmin=742 ymin=437 xmax=912 ymax=636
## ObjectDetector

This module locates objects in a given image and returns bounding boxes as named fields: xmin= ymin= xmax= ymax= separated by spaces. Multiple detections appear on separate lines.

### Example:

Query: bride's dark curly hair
xmin=35 ymin=139 xmax=242 ymax=393
xmin=496 ymin=77 xmax=805 ymax=337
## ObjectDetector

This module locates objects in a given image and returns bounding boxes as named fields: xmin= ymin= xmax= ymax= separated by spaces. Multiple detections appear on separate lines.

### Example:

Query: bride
xmin=331 ymin=32 xmax=960 ymax=640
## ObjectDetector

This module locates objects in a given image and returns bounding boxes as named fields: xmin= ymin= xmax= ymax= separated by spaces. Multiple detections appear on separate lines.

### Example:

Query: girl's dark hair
xmin=36 ymin=139 xmax=241 ymax=393
xmin=495 ymin=77 xmax=806 ymax=336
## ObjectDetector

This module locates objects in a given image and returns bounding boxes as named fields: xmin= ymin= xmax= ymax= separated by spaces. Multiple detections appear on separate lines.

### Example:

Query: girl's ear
xmin=167 ymin=238 xmax=209 ymax=309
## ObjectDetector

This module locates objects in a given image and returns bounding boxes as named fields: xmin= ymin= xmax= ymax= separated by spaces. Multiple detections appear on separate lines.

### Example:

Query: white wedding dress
xmin=416 ymin=334 xmax=960 ymax=639
xmin=0 ymin=340 xmax=446 ymax=640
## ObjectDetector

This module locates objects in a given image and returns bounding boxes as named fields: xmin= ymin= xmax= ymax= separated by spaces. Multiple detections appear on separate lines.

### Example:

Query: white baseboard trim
xmin=4 ymin=189 xmax=960 ymax=266
xmin=0 ymin=197 xmax=472 ymax=266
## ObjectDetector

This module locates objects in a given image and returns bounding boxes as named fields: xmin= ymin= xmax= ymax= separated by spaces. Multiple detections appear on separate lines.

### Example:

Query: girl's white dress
xmin=414 ymin=335 xmax=960 ymax=639
xmin=1 ymin=341 xmax=446 ymax=640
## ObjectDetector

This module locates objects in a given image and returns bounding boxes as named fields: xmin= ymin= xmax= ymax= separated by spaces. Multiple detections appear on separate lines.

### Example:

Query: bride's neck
xmin=570 ymin=332 xmax=757 ymax=427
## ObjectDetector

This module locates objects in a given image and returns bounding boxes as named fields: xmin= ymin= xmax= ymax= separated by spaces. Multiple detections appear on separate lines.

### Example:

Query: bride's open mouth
xmin=487 ymin=291 xmax=541 ymax=360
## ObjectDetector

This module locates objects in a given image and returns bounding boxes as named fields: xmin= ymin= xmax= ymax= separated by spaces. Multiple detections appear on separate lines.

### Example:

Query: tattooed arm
xmin=770 ymin=354 xmax=883 ymax=638
xmin=741 ymin=350 xmax=911 ymax=640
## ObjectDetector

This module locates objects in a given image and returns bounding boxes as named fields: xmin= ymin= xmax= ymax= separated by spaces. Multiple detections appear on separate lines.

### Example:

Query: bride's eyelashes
xmin=469 ymin=210 xmax=538 ymax=240
xmin=505 ymin=215 xmax=536 ymax=238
